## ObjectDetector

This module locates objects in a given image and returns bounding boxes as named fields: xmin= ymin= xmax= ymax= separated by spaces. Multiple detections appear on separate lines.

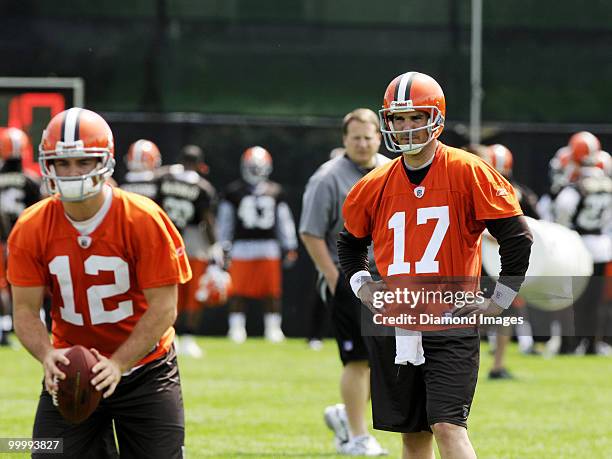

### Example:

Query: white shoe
xmin=228 ymin=326 xmax=247 ymax=344
xmin=308 ymin=339 xmax=323 ymax=351
xmin=544 ymin=335 xmax=561 ymax=358
xmin=338 ymin=435 xmax=388 ymax=456
xmin=324 ymin=404 xmax=350 ymax=446
xmin=595 ymin=341 xmax=612 ymax=356
xmin=265 ymin=326 xmax=285 ymax=343
xmin=178 ymin=335 xmax=203 ymax=358
xmin=574 ymin=338 xmax=589 ymax=356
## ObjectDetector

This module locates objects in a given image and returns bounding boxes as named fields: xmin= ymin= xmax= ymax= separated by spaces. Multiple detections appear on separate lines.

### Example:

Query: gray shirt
xmin=299 ymin=153 xmax=390 ymax=268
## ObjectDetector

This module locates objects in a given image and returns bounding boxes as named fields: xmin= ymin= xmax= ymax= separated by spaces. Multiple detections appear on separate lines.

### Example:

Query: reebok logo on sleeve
xmin=495 ymin=187 xmax=508 ymax=197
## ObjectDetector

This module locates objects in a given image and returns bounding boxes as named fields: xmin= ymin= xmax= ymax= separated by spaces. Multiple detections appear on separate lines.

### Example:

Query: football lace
xmin=51 ymin=376 xmax=59 ymax=407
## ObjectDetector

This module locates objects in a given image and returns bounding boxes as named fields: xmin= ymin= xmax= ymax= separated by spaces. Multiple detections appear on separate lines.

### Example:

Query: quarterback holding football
xmin=8 ymin=108 xmax=190 ymax=458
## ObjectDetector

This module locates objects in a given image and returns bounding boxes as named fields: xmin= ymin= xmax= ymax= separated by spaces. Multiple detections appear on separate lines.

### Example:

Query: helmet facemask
xmin=241 ymin=155 xmax=272 ymax=185
xmin=379 ymin=105 xmax=444 ymax=155
xmin=39 ymin=139 xmax=115 ymax=202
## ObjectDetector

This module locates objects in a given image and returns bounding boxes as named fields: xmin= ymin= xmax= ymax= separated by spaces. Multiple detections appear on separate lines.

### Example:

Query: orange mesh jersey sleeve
xmin=121 ymin=191 xmax=192 ymax=289
xmin=465 ymin=156 xmax=523 ymax=221
xmin=7 ymin=197 xmax=55 ymax=287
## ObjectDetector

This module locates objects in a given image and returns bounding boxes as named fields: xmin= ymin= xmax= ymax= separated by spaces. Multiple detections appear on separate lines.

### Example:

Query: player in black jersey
xmin=119 ymin=139 xmax=161 ymax=199
xmin=218 ymin=146 xmax=298 ymax=343
xmin=554 ymin=150 xmax=612 ymax=355
xmin=157 ymin=145 xmax=227 ymax=357
xmin=0 ymin=127 xmax=42 ymax=345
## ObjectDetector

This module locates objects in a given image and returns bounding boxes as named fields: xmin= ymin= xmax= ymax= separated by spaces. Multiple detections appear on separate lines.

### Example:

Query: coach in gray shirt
xmin=300 ymin=108 xmax=389 ymax=456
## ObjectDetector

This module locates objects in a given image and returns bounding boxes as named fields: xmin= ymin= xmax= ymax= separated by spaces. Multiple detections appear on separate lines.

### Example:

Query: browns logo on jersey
xmin=343 ymin=143 xmax=522 ymax=279
xmin=7 ymin=187 xmax=191 ymax=366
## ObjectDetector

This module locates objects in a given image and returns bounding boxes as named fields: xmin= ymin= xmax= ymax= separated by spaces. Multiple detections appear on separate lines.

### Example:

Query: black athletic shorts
xmin=32 ymin=346 xmax=185 ymax=459
xmin=320 ymin=270 xmax=370 ymax=365
xmin=368 ymin=328 xmax=480 ymax=433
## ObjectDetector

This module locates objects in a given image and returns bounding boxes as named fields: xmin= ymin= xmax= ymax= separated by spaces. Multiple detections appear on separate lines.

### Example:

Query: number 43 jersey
xmin=7 ymin=187 xmax=192 ymax=366
xmin=218 ymin=179 xmax=298 ymax=260
xmin=343 ymin=143 xmax=522 ymax=278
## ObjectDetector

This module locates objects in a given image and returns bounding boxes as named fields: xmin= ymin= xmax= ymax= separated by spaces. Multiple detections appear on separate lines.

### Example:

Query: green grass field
xmin=1 ymin=338 xmax=611 ymax=458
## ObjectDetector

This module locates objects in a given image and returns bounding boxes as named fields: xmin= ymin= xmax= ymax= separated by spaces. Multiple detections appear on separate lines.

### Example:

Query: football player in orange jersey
xmin=338 ymin=72 xmax=533 ymax=459
xmin=8 ymin=108 xmax=191 ymax=458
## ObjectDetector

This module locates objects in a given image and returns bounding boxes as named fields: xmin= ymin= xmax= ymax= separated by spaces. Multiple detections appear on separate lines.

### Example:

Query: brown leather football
xmin=55 ymin=345 xmax=101 ymax=424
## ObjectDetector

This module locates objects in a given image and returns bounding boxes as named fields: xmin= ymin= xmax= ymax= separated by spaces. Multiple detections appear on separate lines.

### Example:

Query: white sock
xmin=229 ymin=312 xmax=246 ymax=330
xmin=1 ymin=315 xmax=11 ymax=331
xmin=550 ymin=320 xmax=561 ymax=337
xmin=516 ymin=321 xmax=534 ymax=351
xmin=487 ymin=330 xmax=497 ymax=349
xmin=264 ymin=312 xmax=282 ymax=331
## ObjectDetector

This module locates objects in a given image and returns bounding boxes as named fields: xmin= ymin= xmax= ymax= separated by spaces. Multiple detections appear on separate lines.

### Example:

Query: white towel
xmin=395 ymin=328 xmax=425 ymax=366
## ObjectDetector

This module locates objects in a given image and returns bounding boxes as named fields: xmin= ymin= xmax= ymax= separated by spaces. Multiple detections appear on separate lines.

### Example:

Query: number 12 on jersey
xmin=386 ymin=206 xmax=449 ymax=276
xmin=49 ymin=255 xmax=134 ymax=326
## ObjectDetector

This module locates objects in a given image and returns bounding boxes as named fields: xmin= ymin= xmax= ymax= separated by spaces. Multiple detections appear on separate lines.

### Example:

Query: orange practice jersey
xmin=7 ymin=187 xmax=192 ymax=366
xmin=343 ymin=143 xmax=522 ymax=280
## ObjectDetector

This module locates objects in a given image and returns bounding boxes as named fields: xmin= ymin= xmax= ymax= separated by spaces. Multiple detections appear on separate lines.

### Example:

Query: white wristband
xmin=349 ymin=270 xmax=373 ymax=298
xmin=491 ymin=282 xmax=518 ymax=309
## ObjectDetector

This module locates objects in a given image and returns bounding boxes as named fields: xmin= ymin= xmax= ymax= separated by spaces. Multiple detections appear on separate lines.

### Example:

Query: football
xmin=54 ymin=345 xmax=101 ymax=424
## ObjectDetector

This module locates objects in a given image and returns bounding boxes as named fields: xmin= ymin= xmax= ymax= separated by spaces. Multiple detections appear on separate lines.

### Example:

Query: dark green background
xmin=2 ymin=0 xmax=611 ymax=122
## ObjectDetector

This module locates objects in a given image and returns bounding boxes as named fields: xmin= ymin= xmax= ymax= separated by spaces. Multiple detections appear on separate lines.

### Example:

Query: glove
xmin=195 ymin=264 xmax=231 ymax=304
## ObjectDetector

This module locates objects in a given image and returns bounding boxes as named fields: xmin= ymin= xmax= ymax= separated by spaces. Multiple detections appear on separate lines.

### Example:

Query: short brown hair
xmin=342 ymin=108 xmax=380 ymax=135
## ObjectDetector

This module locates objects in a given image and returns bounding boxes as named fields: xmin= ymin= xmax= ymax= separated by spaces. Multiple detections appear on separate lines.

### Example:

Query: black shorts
xmin=368 ymin=328 xmax=480 ymax=433
xmin=574 ymin=262 xmax=607 ymax=337
xmin=321 ymin=270 xmax=370 ymax=365
xmin=32 ymin=347 xmax=185 ymax=459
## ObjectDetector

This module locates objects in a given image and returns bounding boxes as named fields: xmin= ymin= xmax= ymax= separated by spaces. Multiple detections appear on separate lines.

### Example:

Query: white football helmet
xmin=195 ymin=265 xmax=231 ymax=305
xmin=126 ymin=139 xmax=161 ymax=172
xmin=241 ymin=146 xmax=272 ymax=185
